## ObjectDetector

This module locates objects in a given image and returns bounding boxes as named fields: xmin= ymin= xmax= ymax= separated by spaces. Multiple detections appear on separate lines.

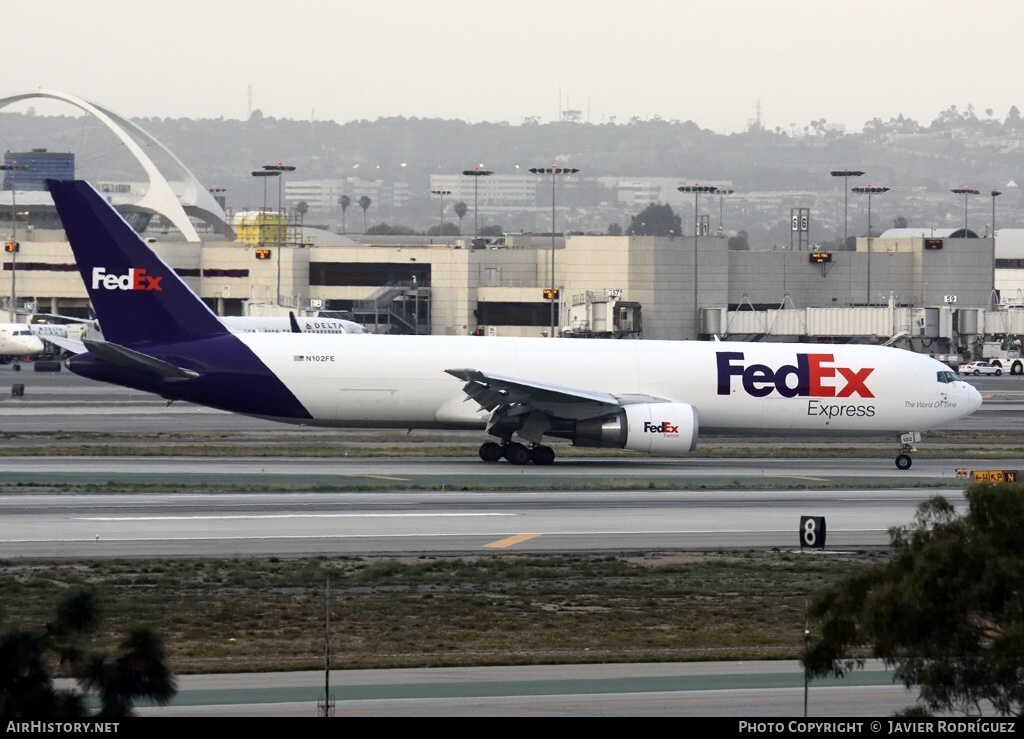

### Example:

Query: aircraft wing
xmin=44 ymin=335 xmax=87 ymax=355
xmin=31 ymin=314 xmax=97 ymax=326
xmin=445 ymin=368 xmax=671 ymax=420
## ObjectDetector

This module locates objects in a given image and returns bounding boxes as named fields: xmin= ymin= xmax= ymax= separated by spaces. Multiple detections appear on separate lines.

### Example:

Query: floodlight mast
xmin=830 ymin=168 xmax=864 ymax=249
xmin=462 ymin=167 xmax=493 ymax=238
xmin=2 ymin=162 xmax=29 ymax=321
xmin=430 ymin=189 xmax=452 ymax=233
xmin=716 ymin=187 xmax=734 ymax=235
xmin=678 ymin=183 xmax=717 ymax=338
xmin=951 ymin=187 xmax=980 ymax=235
xmin=529 ymin=166 xmax=579 ymax=337
xmin=851 ymin=185 xmax=890 ymax=305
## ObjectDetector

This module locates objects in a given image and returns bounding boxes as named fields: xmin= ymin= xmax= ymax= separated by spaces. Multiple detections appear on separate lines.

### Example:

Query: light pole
xmin=430 ymin=189 xmax=451 ymax=234
xmin=716 ymin=188 xmax=734 ymax=236
xmin=830 ymin=169 xmax=864 ymax=249
xmin=2 ymin=162 xmax=28 ymax=322
xmin=951 ymin=187 xmax=980 ymax=235
xmin=991 ymin=188 xmax=1002 ymax=308
xmin=852 ymin=185 xmax=889 ymax=305
xmin=263 ymin=163 xmax=296 ymax=247
xmin=208 ymin=185 xmax=226 ymax=207
xmin=678 ymin=184 xmax=717 ymax=339
xmin=412 ymin=274 xmax=419 ymax=334
xmin=529 ymin=166 xmax=579 ymax=338
xmin=251 ymin=169 xmax=281 ymax=305
xmin=265 ymin=164 xmax=295 ymax=306
xmin=208 ymin=186 xmax=227 ymax=235
xmin=461 ymin=167 xmax=493 ymax=239
xmin=990 ymin=187 xmax=1002 ymax=237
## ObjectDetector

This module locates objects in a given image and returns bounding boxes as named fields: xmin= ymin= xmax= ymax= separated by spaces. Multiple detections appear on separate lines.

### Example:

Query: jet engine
xmin=572 ymin=403 xmax=698 ymax=455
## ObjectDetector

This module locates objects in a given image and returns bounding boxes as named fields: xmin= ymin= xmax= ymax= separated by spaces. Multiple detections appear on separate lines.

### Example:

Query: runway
xmin=0 ymin=486 xmax=968 ymax=559
xmin=0 ymin=453 xmax=999 ymax=480
xmin=135 ymin=661 xmax=920 ymax=717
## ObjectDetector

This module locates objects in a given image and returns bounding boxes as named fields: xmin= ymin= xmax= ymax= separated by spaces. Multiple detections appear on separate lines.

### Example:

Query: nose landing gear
xmin=895 ymin=431 xmax=920 ymax=470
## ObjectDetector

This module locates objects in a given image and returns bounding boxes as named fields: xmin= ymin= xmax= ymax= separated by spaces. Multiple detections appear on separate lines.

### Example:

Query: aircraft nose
xmin=967 ymin=384 xmax=983 ymax=413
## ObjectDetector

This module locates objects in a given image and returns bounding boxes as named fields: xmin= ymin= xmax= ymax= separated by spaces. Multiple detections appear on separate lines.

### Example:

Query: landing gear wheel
xmin=531 ymin=445 xmax=556 ymax=466
xmin=895 ymin=454 xmax=913 ymax=470
xmin=505 ymin=442 xmax=532 ymax=465
xmin=479 ymin=441 xmax=504 ymax=462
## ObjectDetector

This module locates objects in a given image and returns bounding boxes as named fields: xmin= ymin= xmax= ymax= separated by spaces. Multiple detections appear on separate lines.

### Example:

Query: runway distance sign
xmin=799 ymin=516 xmax=826 ymax=549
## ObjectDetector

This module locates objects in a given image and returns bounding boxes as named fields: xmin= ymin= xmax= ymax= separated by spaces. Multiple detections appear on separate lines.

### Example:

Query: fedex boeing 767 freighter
xmin=46 ymin=179 xmax=981 ymax=469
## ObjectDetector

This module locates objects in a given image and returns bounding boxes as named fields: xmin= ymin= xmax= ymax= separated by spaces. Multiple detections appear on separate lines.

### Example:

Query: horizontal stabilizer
xmin=82 ymin=338 xmax=200 ymax=380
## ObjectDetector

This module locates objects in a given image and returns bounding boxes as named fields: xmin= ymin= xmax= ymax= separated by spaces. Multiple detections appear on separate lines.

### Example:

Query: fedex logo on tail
xmin=91 ymin=267 xmax=163 ymax=291
xmin=716 ymin=351 xmax=874 ymax=398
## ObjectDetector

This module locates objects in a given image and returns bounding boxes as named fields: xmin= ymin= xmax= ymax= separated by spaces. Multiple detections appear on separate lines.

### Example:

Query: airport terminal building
xmin=5 ymin=221 xmax=1009 ymax=354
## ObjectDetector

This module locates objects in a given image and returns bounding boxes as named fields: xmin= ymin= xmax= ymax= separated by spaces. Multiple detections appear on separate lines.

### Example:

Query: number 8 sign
xmin=800 ymin=516 xmax=826 ymax=549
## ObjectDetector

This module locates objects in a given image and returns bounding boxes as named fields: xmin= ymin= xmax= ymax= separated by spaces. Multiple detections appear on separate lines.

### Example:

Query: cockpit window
xmin=937 ymin=371 xmax=958 ymax=384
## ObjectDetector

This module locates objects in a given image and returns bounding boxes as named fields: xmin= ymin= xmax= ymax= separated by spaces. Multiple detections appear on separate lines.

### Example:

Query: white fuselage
xmin=221 ymin=316 xmax=368 ymax=335
xmin=237 ymin=334 xmax=981 ymax=432
xmin=0 ymin=324 xmax=47 ymax=357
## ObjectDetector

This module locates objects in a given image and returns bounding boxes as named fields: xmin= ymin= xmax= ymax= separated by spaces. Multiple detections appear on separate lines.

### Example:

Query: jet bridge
xmin=561 ymin=289 xmax=642 ymax=339
xmin=702 ymin=293 xmax=954 ymax=343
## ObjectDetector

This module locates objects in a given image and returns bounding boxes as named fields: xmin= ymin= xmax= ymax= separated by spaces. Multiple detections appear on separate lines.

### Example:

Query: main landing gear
xmin=478 ymin=440 xmax=556 ymax=465
xmin=894 ymin=431 xmax=921 ymax=470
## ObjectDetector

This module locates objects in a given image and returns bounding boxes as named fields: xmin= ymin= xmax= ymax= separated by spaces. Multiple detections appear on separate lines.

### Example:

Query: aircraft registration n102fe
xmin=47 ymin=179 xmax=982 ymax=470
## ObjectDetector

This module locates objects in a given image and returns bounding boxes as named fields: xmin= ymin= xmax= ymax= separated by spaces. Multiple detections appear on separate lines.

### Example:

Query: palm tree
xmin=453 ymin=201 xmax=468 ymax=234
xmin=337 ymin=194 xmax=350 ymax=234
xmin=358 ymin=196 xmax=371 ymax=233
xmin=296 ymin=201 xmax=309 ymax=226
xmin=81 ymin=628 xmax=176 ymax=717
xmin=0 ymin=589 xmax=176 ymax=717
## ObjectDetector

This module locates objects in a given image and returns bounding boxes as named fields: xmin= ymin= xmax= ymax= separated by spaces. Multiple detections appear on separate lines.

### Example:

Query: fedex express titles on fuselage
xmin=717 ymin=350 xmax=879 ymax=420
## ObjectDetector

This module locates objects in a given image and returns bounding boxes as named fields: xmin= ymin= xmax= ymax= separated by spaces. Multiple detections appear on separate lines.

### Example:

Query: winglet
xmin=46 ymin=179 xmax=229 ymax=348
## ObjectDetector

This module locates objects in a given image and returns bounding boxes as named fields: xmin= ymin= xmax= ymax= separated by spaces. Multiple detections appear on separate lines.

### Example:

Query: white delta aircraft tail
xmin=46 ymin=179 xmax=982 ymax=469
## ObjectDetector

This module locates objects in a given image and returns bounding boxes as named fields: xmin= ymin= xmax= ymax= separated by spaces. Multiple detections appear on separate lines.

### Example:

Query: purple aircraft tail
xmin=46 ymin=179 xmax=228 ymax=348
xmin=45 ymin=179 xmax=312 ymax=421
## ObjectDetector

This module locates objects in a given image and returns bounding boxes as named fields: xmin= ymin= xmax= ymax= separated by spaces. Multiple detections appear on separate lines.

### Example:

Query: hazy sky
xmin=5 ymin=1 xmax=1022 ymax=133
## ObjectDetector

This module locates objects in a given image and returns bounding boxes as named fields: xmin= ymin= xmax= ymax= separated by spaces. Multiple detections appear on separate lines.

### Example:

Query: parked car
xmin=958 ymin=360 xmax=1003 ymax=376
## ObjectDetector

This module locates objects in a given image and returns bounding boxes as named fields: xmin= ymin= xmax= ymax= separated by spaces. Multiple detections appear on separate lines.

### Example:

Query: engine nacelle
xmin=573 ymin=403 xmax=698 ymax=455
